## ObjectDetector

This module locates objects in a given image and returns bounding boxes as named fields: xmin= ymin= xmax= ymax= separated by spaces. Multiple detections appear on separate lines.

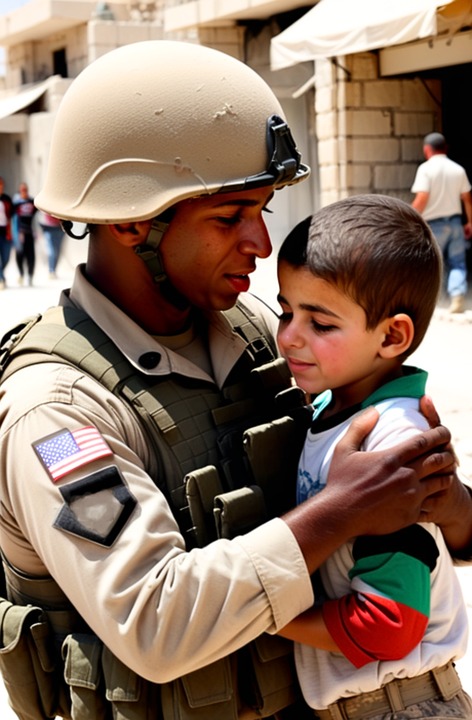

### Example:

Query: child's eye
xmin=277 ymin=311 xmax=292 ymax=323
xmin=311 ymin=320 xmax=336 ymax=333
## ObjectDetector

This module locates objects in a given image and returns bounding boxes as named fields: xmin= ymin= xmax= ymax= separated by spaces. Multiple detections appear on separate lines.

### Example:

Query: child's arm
xmin=321 ymin=525 xmax=438 ymax=667
xmin=278 ymin=606 xmax=340 ymax=653
xmin=278 ymin=524 xmax=438 ymax=667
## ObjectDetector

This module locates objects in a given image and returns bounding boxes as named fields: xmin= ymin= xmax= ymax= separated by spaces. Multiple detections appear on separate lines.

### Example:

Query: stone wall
xmin=314 ymin=51 xmax=442 ymax=207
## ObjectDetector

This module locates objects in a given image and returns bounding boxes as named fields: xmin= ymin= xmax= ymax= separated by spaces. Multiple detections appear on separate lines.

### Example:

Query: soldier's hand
xmin=417 ymin=395 xmax=472 ymax=555
xmin=324 ymin=407 xmax=455 ymax=538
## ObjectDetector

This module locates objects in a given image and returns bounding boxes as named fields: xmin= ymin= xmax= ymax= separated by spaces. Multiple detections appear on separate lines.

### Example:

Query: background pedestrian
xmin=0 ymin=177 xmax=12 ymax=290
xmin=411 ymin=132 xmax=472 ymax=313
xmin=39 ymin=210 xmax=64 ymax=279
xmin=12 ymin=181 xmax=37 ymax=286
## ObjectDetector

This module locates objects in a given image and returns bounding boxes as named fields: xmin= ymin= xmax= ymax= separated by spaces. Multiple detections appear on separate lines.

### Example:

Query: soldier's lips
xmin=225 ymin=272 xmax=252 ymax=293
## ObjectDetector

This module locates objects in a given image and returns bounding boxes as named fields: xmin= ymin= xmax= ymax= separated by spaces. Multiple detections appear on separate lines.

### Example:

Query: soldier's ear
xmin=108 ymin=221 xmax=152 ymax=247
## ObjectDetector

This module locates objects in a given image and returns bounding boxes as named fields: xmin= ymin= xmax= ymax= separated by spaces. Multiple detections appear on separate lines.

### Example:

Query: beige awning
xmin=0 ymin=77 xmax=55 ymax=121
xmin=271 ymin=0 xmax=461 ymax=70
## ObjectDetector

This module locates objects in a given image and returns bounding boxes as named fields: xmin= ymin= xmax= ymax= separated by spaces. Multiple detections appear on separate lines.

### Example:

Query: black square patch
xmin=54 ymin=466 xmax=137 ymax=546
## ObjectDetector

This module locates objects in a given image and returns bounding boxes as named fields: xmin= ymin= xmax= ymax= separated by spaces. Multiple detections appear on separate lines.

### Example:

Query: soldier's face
xmin=159 ymin=187 xmax=274 ymax=310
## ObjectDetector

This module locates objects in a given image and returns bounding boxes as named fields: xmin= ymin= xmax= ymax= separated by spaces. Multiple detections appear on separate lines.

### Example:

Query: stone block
xmin=318 ymin=137 xmax=339 ymax=165
xmin=394 ymin=112 xmax=436 ymax=136
xmin=344 ymin=109 xmax=391 ymax=136
xmin=317 ymin=111 xmax=338 ymax=140
xmin=340 ymin=81 xmax=362 ymax=108
xmin=315 ymin=85 xmax=337 ymax=113
xmin=348 ymin=52 xmax=378 ymax=80
xmin=401 ymin=78 xmax=441 ymax=111
xmin=347 ymin=138 xmax=399 ymax=163
xmin=373 ymin=163 xmax=417 ymax=191
xmin=402 ymin=137 xmax=427 ymax=162
xmin=364 ymin=80 xmax=402 ymax=107
xmin=341 ymin=163 xmax=372 ymax=190
xmin=319 ymin=164 xmax=339 ymax=190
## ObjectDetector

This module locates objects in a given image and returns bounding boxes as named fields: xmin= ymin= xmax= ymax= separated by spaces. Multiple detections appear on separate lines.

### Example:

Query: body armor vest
xmin=0 ymin=301 xmax=311 ymax=720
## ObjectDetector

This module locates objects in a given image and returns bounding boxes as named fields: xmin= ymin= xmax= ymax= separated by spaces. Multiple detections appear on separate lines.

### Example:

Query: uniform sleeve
xmin=0 ymin=363 xmax=313 ymax=683
xmin=321 ymin=403 xmax=439 ymax=668
xmin=322 ymin=525 xmax=439 ymax=667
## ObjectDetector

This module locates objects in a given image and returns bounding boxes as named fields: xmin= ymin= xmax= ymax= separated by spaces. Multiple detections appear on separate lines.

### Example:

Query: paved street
xmin=0 ymin=235 xmax=471 ymax=716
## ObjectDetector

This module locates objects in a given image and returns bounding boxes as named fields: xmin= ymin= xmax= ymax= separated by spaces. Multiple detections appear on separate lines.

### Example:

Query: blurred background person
xmin=12 ymin=181 xmax=37 ymax=286
xmin=411 ymin=132 xmax=472 ymax=314
xmin=0 ymin=177 xmax=12 ymax=290
xmin=39 ymin=210 xmax=64 ymax=279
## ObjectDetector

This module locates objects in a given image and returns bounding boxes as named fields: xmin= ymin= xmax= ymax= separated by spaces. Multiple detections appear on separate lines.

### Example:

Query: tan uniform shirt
xmin=0 ymin=266 xmax=313 ymax=682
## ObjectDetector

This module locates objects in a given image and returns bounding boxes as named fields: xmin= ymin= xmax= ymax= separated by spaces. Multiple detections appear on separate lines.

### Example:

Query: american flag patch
xmin=33 ymin=426 xmax=113 ymax=482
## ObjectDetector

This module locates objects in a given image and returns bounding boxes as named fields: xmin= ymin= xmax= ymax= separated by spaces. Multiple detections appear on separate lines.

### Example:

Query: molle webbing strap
xmin=0 ymin=307 xmax=129 ymax=390
xmin=222 ymin=302 xmax=277 ymax=363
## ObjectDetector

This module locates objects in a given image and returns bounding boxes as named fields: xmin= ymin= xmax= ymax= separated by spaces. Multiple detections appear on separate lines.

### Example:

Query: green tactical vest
xmin=0 ymin=301 xmax=311 ymax=720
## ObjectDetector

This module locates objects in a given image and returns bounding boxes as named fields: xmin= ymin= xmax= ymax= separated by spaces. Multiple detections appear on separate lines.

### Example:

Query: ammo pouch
xmin=63 ymin=635 xmax=161 ymax=720
xmin=241 ymin=635 xmax=298 ymax=716
xmin=161 ymin=655 xmax=237 ymax=720
xmin=161 ymin=636 xmax=297 ymax=720
xmin=0 ymin=598 xmax=61 ymax=719
xmin=185 ymin=414 xmax=308 ymax=545
xmin=61 ymin=633 xmax=297 ymax=720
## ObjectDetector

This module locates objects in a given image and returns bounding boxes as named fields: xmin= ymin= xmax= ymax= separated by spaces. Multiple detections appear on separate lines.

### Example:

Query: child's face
xmin=277 ymin=261 xmax=388 ymax=402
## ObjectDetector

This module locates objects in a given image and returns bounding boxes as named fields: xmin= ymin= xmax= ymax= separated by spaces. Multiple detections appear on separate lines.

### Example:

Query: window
xmin=53 ymin=48 xmax=68 ymax=78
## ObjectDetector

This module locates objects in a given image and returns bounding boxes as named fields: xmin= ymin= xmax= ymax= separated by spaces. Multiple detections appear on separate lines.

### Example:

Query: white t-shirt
xmin=295 ymin=390 xmax=468 ymax=709
xmin=411 ymin=154 xmax=471 ymax=221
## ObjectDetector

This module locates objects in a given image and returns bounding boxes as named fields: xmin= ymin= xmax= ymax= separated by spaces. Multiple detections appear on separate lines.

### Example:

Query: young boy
xmin=276 ymin=195 xmax=472 ymax=719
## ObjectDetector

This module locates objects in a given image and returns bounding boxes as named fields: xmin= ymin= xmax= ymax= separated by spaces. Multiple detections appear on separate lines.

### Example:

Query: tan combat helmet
xmin=35 ymin=40 xmax=310 ymax=225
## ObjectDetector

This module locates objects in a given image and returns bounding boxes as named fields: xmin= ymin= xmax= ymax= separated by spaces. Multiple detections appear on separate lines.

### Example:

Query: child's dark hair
xmin=278 ymin=194 xmax=442 ymax=357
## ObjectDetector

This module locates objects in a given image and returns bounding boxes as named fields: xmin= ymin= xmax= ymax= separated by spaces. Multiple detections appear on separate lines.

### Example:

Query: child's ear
xmin=379 ymin=313 xmax=415 ymax=358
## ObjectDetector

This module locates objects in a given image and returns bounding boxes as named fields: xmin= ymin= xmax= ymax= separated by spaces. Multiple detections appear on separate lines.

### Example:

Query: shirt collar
xmin=64 ymin=265 xmax=249 ymax=387
xmin=311 ymin=366 xmax=428 ymax=429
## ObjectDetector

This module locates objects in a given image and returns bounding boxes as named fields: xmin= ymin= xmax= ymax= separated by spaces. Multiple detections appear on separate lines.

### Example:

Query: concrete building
xmin=0 ymin=0 xmax=171 ymax=200
xmin=0 ymin=0 xmax=471 ymax=246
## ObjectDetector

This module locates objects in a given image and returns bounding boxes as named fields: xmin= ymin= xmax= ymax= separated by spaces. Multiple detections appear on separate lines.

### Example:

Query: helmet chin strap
xmin=134 ymin=218 xmax=169 ymax=283
xmin=134 ymin=216 xmax=190 ymax=311
xmin=61 ymin=221 xmax=90 ymax=240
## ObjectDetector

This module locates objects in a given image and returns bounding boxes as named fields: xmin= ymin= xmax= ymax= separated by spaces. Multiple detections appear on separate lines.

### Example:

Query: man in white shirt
xmin=411 ymin=132 xmax=472 ymax=313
